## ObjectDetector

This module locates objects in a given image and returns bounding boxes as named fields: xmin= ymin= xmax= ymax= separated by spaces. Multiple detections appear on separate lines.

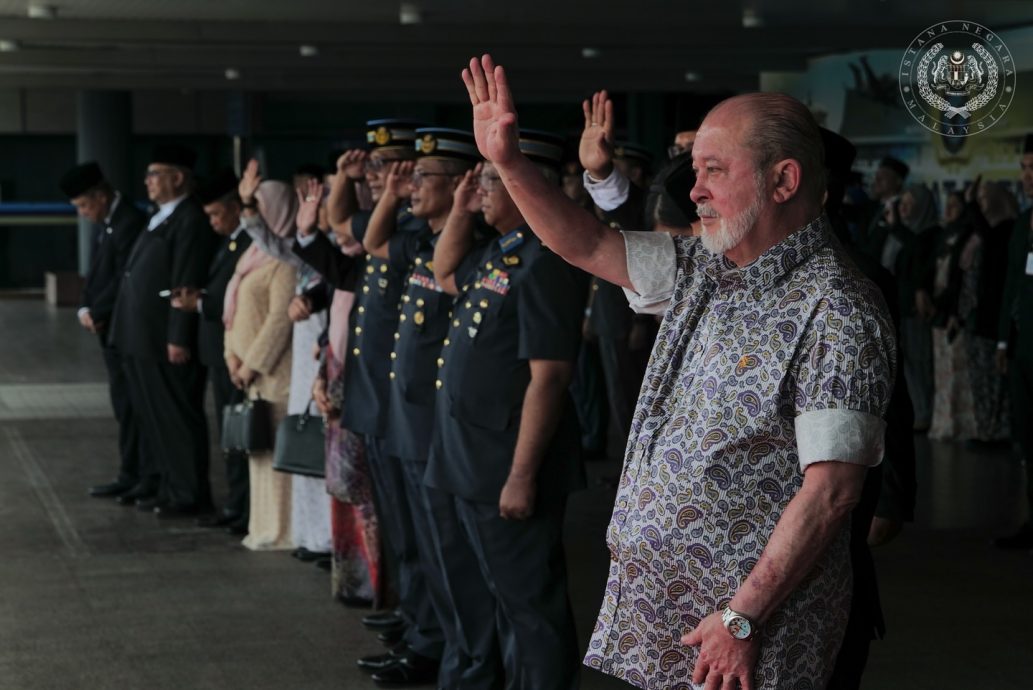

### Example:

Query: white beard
xmin=698 ymin=193 xmax=762 ymax=255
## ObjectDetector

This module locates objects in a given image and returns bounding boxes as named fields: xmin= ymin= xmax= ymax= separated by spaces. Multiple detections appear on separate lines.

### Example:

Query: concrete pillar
xmin=76 ymin=90 xmax=132 ymax=275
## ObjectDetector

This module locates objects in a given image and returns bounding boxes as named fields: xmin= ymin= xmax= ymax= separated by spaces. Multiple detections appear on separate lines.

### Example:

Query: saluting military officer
xmin=428 ymin=130 xmax=588 ymax=690
xmin=361 ymin=128 xmax=498 ymax=688
xmin=293 ymin=120 xmax=454 ymax=679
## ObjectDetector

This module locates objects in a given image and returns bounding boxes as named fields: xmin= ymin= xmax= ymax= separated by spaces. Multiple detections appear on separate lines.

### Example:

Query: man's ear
xmin=771 ymin=159 xmax=802 ymax=204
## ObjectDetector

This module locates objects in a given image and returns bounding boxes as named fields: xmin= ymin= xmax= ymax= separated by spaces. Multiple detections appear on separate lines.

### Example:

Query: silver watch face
xmin=726 ymin=615 xmax=752 ymax=640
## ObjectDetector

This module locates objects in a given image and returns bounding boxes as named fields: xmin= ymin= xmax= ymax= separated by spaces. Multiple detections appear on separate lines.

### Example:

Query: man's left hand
xmin=682 ymin=612 xmax=759 ymax=690
xmin=499 ymin=473 xmax=536 ymax=520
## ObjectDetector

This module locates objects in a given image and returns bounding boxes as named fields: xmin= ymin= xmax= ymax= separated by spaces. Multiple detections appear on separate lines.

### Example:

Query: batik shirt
xmin=583 ymin=215 xmax=896 ymax=690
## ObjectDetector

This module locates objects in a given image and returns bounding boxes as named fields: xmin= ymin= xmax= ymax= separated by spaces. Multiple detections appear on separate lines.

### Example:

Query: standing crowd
xmin=60 ymin=52 xmax=1032 ymax=690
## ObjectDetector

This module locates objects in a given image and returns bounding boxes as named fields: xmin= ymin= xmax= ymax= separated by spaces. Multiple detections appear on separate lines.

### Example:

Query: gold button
xmin=479 ymin=299 xmax=489 ymax=308
xmin=474 ymin=282 xmax=482 ymax=289
xmin=358 ymin=306 xmax=365 ymax=314
xmin=403 ymin=295 xmax=411 ymax=303
xmin=453 ymin=319 xmax=460 ymax=327
xmin=465 ymin=301 xmax=472 ymax=308
xmin=592 ymin=284 xmax=599 ymax=291
xmin=486 ymin=262 xmax=493 ymax=270
xmin=354 ymin=326 xmax=362 ymax=335
xmin=389 ymin=372 xmax=396 ymax=380
xmin=390 ymin=352 xmax=397 ymax=360
xmin=472 ymin=312 xmax=482 ymax=324
xmin=437 ymin=357 xmax=444 ymax=367
xmin=394 ymin=333 xmax=400 ymax=341
xmin=435 ymin=379 xmax=442 ymax=389
xmin=416 ymin=298 xmax=425 ymax=307
xmin=352 ymin=347 xmax=360 ymax=356
xmin=415 ymin=257 xmax=423 ymax=266
xmin=400 ymin=314 xmax=407 ymax=322
xmin=443 ymin=338 xmax=450 ymax=346
xmin=516 ymin=232 xmax=524 ymax=239
xmin=363 ymin=285 xmax=370 ymax=294
xmin=380 ymin=264 xmax=388 ymax=273
xmin=366 ymin=265 xmax=375 ymax=274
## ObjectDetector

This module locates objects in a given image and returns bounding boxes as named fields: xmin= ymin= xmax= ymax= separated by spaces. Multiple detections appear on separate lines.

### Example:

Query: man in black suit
xmin=172 ymin=169 xmax=251 ymax=532
xmin=107 ymin=145 xmax=220 ymax=518
xmin=61 ymin=162 xmax=147 ymax=499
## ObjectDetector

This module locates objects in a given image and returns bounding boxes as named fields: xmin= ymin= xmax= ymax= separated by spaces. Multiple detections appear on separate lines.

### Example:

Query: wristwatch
xmin=721 ymin=607 xmax=758 ymax=641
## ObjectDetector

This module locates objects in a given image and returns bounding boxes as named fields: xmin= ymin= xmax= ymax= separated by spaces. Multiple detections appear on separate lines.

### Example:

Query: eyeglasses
xmin=143 ymin=168 xmax=173 ymax=180
xmin=363 ymin=157 xmax=405 ymax=173
xmin=478 ymin=174 xmax=503 ymax=192
xmin=410 ymin=170 xmax=452 ymax=188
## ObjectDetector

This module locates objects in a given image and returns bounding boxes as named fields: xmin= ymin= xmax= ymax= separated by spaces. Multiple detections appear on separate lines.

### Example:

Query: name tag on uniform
xmin=1026 ymin=252 xmax=1033 ymax=276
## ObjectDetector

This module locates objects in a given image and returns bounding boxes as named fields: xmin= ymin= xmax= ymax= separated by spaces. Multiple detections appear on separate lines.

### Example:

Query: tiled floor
xmin=0 ymin=299 xmax=1030 ymax=689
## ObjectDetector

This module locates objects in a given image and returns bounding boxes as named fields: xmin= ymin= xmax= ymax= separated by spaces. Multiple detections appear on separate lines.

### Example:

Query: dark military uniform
xmin=292 ymin=204 xmax=448 ymax=664
xmin=427 ymin=226 xmax=588 ymax=690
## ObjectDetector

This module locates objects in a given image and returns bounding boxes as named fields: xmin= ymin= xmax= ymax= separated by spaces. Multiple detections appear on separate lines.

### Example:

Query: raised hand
xmin=454 ymin=164 xmax=481 ymax=212
xmin=462 ymin=54 xmax=521 ymax=166
xmin=239 ymin=158 xmax=262 ymax=205
xmin=295 ymin=178 xmax=322 ymax=235
xmin=337 ymin=149 xmax=368 ymax=181
xmin=579 ymin=90 xmax=615 ymax=180
xmin=384 ymin=161 xmax=414 ymax=199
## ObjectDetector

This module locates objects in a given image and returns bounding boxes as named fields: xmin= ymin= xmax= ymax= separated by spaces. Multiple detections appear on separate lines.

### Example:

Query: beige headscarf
xmin=223 ymin=181 xmax=297 ymax=329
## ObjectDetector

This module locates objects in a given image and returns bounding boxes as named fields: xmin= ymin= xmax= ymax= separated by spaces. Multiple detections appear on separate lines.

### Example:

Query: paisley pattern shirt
xmin=583 ymin=215 xmax=896 ymax=690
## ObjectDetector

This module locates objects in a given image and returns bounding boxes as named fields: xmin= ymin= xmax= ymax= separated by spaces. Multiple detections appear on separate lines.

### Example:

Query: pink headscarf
xmin=223 ymin=181 xmax=297 ymax=329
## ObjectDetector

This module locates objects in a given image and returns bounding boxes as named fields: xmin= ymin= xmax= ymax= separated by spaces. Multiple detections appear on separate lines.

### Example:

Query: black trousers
xmin=98 ymin=341 xmax=144 ymax=486
xmin=365 ymin=437 xmax=444 ymax=661
xmin=425 ymin=486 xmax=503 ymax=689
xmin=124 ymin=355 xmax=210 ymax=507
xmin=454 ymin=495 xmax=579 ymax=690
xmin=209 ymin=363 xmax=249 ymax=518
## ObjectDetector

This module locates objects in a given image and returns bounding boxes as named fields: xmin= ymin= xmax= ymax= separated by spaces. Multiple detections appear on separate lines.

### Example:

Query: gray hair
xmin=709 ymin=93 xmax=827 ymax=207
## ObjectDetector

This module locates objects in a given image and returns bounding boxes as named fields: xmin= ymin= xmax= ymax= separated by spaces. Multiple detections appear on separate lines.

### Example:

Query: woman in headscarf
xmin=928 ymin=191 xmax=978 ymax=440
xmin=237 ymin=159 xmax=337 ymax=563
xmin=224 ymin=179 xmax=297 ymax=550
xmin=957 ymin=179 xmax=1014 ymax=442
xmin=887 ymin=183 xmax=940 ymax=431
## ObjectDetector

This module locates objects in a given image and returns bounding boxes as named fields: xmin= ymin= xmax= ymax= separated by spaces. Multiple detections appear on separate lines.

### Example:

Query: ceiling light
xmin=225 ymin=68 xmax=241 ymax=81
xmin=581 ymin=47 xmax=600 ymax=59
xmin=0 ymin=40 xmax=20 ymax=52
xmin=399 ymin=3 xmax=421 ymax=25
xmin=684 ymin=71 xmax=700 ymax=83
xmin=27 ymin=3 xmax=57 ymax=19
xmin=299 ymin=44 xmax=319 ymax=57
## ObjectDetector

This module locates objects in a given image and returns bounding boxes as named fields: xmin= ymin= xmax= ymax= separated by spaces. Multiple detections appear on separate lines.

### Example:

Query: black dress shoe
xmin=154 ymin=503 xmax=200 ymax=519
xmin=994 ymin=524 xmax=1033 ymax=549
xmin=115 ymin=482 xmax=157 ymax=506
xmin=315 ymin=556 xmax=333 ymax=572
xmin=88 ymin=480 xmax=134 ymax=498
xmin=197 ymin=512 xmax=241 ymax=528
xmin=371 ymin=652 xmax=440 ymax=687
xmin=357 ymin=650 xmax=406 ymax=672
xmin=363 ymin=611 xmax=404 ymax=630
xmin=225 ymin=518 xmax=248 ymax=536
xmin=377 ymin=626 xmax=406 ymax=646
xmin=292 ymin=547 xmax=332 ymax=562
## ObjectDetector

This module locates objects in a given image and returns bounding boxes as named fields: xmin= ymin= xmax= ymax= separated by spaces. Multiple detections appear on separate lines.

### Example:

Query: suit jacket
xmin=198 ymin=231 xmax=252 ymax=368
xmin=108 ymin=197 xmax=219 ymax=359
xmin=80 ymin=196 xmax=147 ymax=329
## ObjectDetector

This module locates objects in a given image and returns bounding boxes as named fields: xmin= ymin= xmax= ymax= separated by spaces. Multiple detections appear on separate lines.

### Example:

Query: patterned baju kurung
xmin=583 ymin=216 xmax=896 ymax=689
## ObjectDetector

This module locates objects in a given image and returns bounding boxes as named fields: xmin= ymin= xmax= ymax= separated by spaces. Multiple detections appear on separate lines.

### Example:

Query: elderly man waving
xmin=461 ymin=55 xmax=896 ymax=690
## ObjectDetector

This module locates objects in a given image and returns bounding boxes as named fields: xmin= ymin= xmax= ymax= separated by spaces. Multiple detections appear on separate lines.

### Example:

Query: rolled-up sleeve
xmin=793 ymin=286 xmax=897 ymax=470
xmin=620 ymin=230 xmax=676 ymax=315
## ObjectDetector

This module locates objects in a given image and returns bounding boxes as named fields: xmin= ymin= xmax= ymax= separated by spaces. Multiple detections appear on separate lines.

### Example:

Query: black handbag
xmin=221 ymin=393 xmax=274 ymax=453
xmin=272 ymin=403 xmax=327 ymax=478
